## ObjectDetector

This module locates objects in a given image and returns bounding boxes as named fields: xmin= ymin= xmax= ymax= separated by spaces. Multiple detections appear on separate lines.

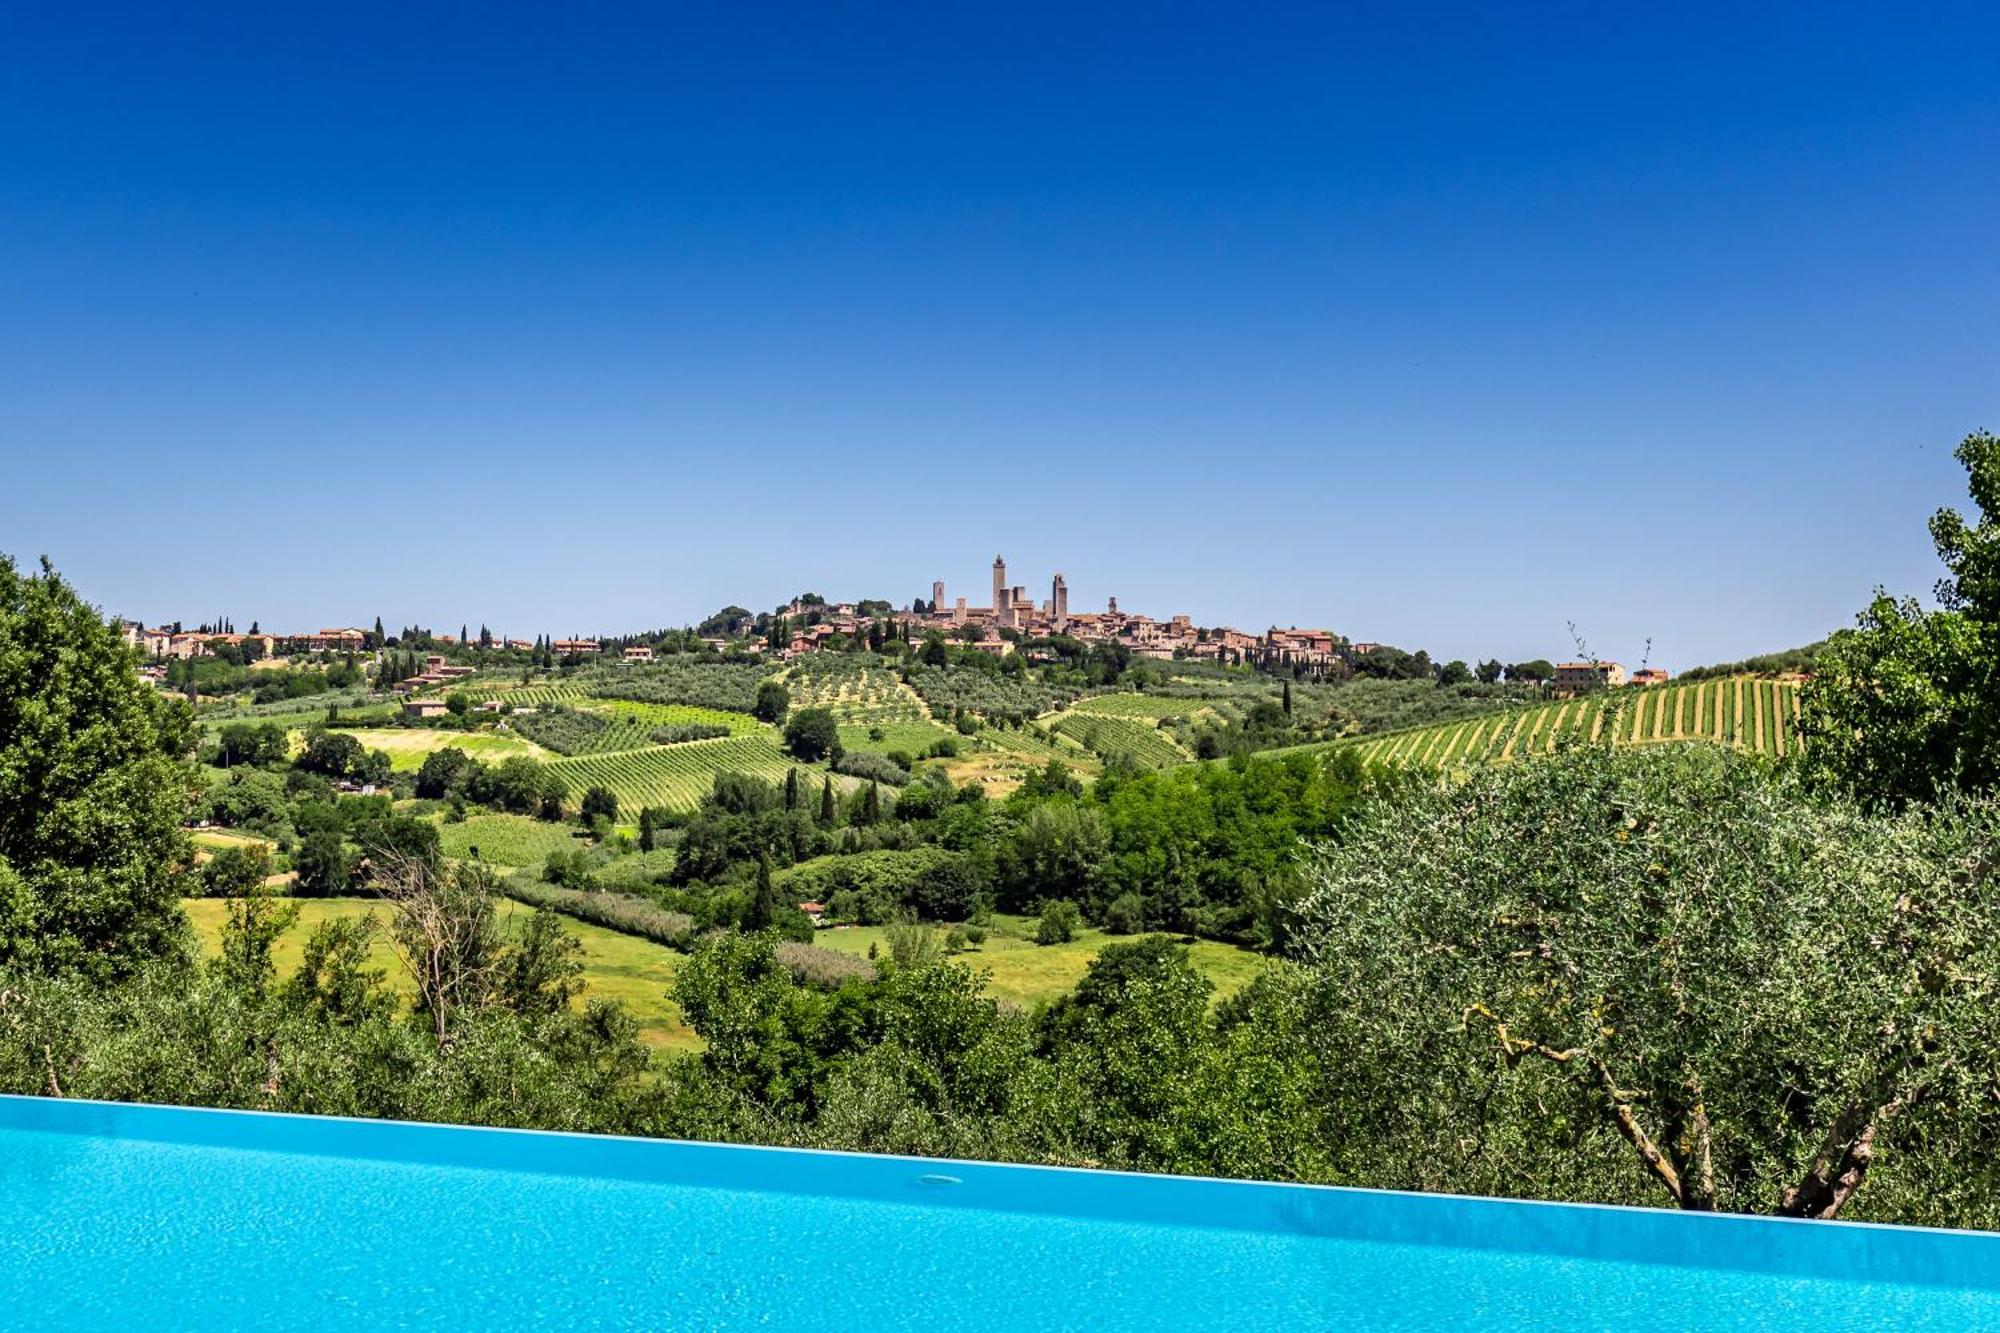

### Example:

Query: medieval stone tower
xmin=1051 ymin=573 xmax=1068 ymax=622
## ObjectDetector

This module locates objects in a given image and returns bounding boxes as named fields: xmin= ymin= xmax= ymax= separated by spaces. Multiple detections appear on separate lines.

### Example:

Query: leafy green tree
xmin=498 ymin=908 xmax=585 ymax=1018
xmin=291 ymin=828 xmax=350 ymax=898
xmin=1291 ymin=744 xmax=2000 ymax=1222
xmin=0 ymin=555 xmax=195 ymax=975
xmin=214 ymin=721 xmax=288 ymax=768
xmin=783 ymin=708 xmax=840 ymax=762
xmin=199 ymin=843 xmax=274 ymax=899
xmin=1000 ymin=805 xmax=1107 ymax=913
xmin=580 ymin=785 xmax=619 ymax=826
xmin=1476 ymin=658 xmax=1504 ymax=684
xmin=1034 ymin=899 xmax=1081 ymax=945
xmin=754 ymin=680 xmax=791 ymax=724
xmin=296 ymin=729 xmax=365 ymax=779
xmin=414 ymin=747 xmax=477 ymax=800
xmin=1797 ymin=431 xmax=2000 ymax=807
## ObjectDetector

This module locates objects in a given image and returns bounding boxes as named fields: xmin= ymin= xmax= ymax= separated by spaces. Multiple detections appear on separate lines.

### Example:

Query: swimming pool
xmin=2 ymin=1095 xmax=1994 ymax=1331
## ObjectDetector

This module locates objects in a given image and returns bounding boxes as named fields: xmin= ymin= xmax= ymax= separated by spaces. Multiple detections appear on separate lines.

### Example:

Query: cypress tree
xmin=1282 ymin=680 xmax=1293 ymax=716
xmin=862 ymin=780 xmax=880 ymax=825
xmin=784 ymin=768 xmax=800 ymax=810
xmin=818 ymin=776 xmax=835 ymax=827
xmin=748 ymin=854 xmax=777 ymax=931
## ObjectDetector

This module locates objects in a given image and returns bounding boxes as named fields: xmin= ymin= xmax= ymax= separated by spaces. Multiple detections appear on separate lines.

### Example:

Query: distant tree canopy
xmin=0 ymin=555 xmax=195 ymax=976
xmin=1799 ymin=431 xmax=2000 ymax=807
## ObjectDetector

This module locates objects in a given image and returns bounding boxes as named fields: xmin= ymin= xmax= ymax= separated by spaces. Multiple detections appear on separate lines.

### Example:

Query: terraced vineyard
xmin=1327 ymin=677 xmax=1804 ymax=768
xmin=1051 ymin=711 xmax=1192 ymax=768
xmin=544 ymin=731 xmax=806 ymax=813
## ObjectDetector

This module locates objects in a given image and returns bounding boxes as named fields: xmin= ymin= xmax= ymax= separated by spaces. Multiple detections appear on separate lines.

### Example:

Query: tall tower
xmin=931 ymin=580 xmax=944 ymax=611
xmin=1052 ymin=573 xmax=1068 ymax=622
xmin=991 ymin=555 xmax=1006 ymax=612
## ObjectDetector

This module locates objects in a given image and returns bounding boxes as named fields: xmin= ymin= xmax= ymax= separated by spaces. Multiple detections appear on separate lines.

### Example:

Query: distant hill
xmin=1674 ymin=642 xmax=1822 ymax=682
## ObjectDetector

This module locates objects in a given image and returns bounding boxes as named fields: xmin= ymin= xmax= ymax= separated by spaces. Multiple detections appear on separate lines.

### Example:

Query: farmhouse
xmin=1553 ymin=661 xmax=1626 ymax=693
xmin=552 ymin=638 xmax=601 ymax=655
xmin=403 ymin=698 xmax=449 ymax=719
xmin=622 ymin=645 xmax=655 ymax=663
xmin=1630 ymin=668 xmax=1671 ymax=686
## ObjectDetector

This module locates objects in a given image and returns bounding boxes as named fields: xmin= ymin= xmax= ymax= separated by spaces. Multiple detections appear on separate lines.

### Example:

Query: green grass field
xmin=334 ymin=728 xmax=554 ymax=772
xmin=812 ymin=913 xmax=1266 ymax=1010
xmin=1292 ymin=676 xmax=1805 ymax=769
xmin=181 ymin=897 xmax=695 ymax=1049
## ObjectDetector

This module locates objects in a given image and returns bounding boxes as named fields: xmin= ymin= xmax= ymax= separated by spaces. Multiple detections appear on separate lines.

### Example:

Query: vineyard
xmin=1319 ymin=677 xmax=1805 ymax=768
xmin=544 ymin=731 xmax=807 ymax=813
xmin=513 ymin=701 xmax=758 ymax=756
xmin=470 ymin=681 xmax=589 ymax=709
xmin=1051 ymin=711 xmax=1192 ymax=769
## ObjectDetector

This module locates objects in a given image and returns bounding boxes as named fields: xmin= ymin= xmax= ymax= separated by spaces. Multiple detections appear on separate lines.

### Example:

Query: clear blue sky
xmin=3 ymin=4 xmax=1995 ymax=670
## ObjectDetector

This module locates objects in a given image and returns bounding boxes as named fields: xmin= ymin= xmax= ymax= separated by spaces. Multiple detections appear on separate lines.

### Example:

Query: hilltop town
xmin=118 ymin=553 xmax=1360 ymax=674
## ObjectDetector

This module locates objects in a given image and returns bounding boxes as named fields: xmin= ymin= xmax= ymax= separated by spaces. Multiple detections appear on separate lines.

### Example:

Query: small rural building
xmin=1629 ymin=668 xmax=1671 ymax=687
xmin=1553 ymin=661 xmax=1627 ymax=693
xmin=622 ymin=645 xmax=654 ymax=663
xmin=797 ymin=901 xmax=826 ymax=927
xmin=403 ymin=697 xmax=449 ymax=720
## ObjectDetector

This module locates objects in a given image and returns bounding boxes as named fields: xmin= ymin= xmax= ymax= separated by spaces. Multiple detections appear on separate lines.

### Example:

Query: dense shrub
xmin=832 ymin=750 xmax=911 ymax=787
xmin=773 ymin=940 xmax=875 ymax=987
xmin=650 ymin=723 xmax=731 ymax=744
xmin=775 ymin=847 xmax=980 ymax=924
xmin=501 ymin=875 xmax=695 ymax=948
xmin=509 ymin=706 xmax=610 ymax=756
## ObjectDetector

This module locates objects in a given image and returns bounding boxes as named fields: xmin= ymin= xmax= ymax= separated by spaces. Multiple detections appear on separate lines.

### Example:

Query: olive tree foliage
xmin=1797 ymin=430 xmax=2000 ymax=808
xmin=1289 ymin=744 xmax=2000 ymax=1227
xmin=0 ymin=555 xmax=197 ymax=976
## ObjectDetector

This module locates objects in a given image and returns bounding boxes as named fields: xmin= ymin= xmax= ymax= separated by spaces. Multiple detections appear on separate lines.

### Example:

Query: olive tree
xmin=1290 ymin=744 xmax=2000 ymax=1226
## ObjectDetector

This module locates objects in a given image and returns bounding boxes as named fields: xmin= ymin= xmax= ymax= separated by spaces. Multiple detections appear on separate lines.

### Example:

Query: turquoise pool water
xmin=2 ymin=1096 xmax=1995 ymax=1331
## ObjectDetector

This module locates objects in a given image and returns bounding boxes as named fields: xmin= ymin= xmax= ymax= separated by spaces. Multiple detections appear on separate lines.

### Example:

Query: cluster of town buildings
xmin=767 ymin=555 xmax=1349 ymax=666
xmin=123 ymin=562 xmax=1678 ymax=690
